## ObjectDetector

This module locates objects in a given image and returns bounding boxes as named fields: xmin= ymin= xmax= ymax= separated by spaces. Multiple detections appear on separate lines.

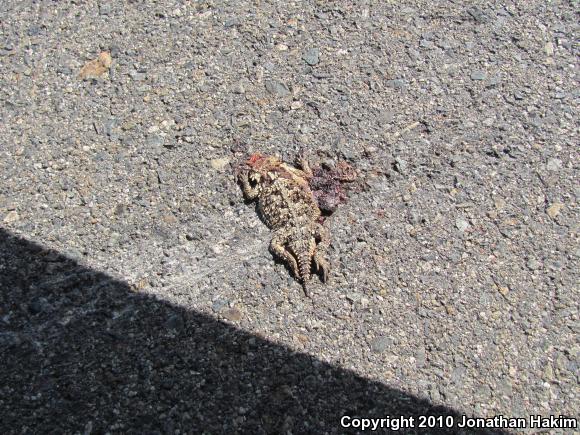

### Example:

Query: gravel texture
xmin=0 ymin=1 xmax=578 ymax=434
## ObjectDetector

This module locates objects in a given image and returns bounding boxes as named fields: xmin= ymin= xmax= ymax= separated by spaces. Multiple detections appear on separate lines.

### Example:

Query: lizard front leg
xmin=312 ymin=223 xmax=330 ymax=282
xmin=269 ymin=230 xmax=299 ymax=279
xmin=238 ymin=170 xmax=260 ymax=200
xmin=295 ymin=153 xmax=313 ymax=178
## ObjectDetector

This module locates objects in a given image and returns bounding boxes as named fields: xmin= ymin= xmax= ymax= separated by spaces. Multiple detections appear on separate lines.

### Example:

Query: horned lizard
xmin=237 ymin=153 xmax=330 ymax=296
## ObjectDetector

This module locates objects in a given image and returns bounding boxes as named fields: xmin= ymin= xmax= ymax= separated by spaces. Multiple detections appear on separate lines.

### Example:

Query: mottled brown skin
xmin=238 ymin=154 xmax=330 ymax=296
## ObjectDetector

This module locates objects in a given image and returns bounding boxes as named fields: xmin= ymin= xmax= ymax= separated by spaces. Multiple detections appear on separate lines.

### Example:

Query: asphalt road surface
xmin=1 ymin=1 xmax=578 ymax=434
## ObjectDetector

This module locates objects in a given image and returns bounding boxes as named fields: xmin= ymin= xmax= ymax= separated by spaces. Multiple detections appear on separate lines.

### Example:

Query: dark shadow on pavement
xmin=0 ymin=228 xmax=508 ymax=434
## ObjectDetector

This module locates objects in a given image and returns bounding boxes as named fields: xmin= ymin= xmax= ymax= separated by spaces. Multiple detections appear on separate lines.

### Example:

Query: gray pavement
xmin=1 ymin=1 xmax=578 ymax=433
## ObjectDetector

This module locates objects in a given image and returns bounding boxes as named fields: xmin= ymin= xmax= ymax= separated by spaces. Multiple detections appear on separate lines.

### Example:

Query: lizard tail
xmin=297 ymin=252 xmax=312 ymax=297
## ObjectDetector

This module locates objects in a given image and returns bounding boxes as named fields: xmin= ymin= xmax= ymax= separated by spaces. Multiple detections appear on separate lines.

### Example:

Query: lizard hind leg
xmin=313 ymin=223 xmax=330 ymax=283
xmin=269 ymin=231 xmax=299 ymax=280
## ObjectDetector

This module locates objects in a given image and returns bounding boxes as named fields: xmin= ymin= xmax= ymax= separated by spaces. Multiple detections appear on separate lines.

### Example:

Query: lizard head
xmin=243 ymin=153 xmax=283 ymax=184
xmin=245 ymin=153 xmax=281 ymax=169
